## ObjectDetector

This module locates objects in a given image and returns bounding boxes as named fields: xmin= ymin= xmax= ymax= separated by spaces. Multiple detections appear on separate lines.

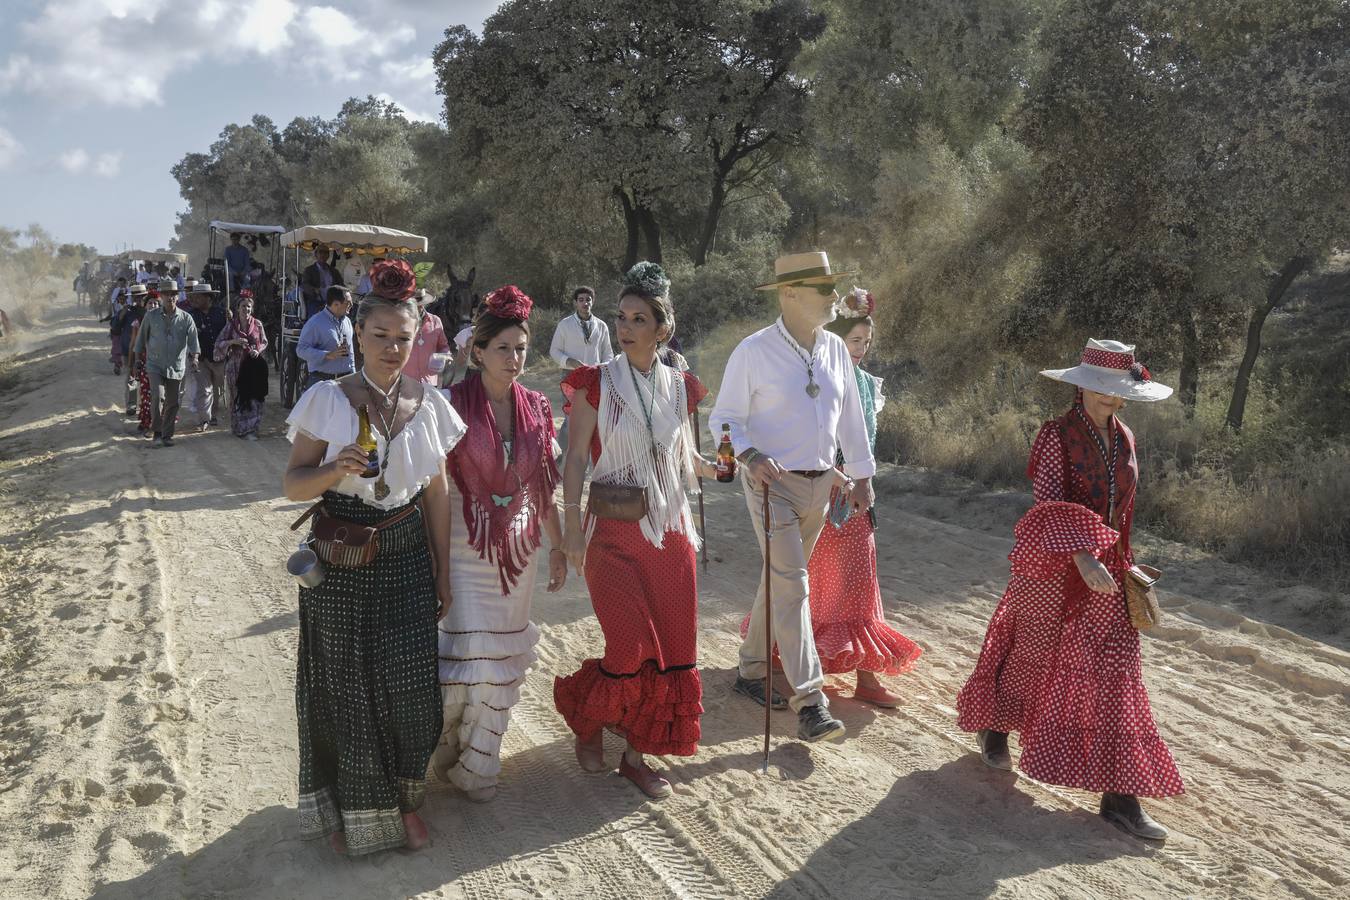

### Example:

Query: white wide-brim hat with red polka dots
xmin=1040 ymin=338 xmax=1173 ymax=402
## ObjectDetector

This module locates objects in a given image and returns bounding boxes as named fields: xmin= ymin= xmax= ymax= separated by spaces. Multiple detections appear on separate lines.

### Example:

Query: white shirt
xmin=549 ymin=313 xmax=614 ymax=368
xmin=710 ymin=317 xmax=876 ymax=479
xmin=135 ymin=270 xmax=155 ymax=284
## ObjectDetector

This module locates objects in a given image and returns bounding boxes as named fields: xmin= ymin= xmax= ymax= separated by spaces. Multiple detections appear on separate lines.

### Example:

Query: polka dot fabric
xmin=294 ymin=491 xmax=444 ymax=855
xmin=738 ymin=506 xmax=922 ymax=676
xmin=553 ymin=518 xmax=703 ymax=756
xmin=955 ymin=418 xmax=1184 ymax=798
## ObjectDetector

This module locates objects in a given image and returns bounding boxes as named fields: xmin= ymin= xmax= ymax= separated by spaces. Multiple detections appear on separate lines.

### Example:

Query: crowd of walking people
xmin=264 ymin=249 xmax=1186 ymax=858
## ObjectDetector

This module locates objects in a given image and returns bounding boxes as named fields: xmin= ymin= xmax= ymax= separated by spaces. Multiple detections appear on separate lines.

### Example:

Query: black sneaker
xmin=209 ymin=417 xmax=219 ymax=426
xmin=161 ymin=437 xmax=175 ymax=447
xmin=797 ymin=704 xmax=845 ymax=742
xmin=734 ymin=675 xmax=788 ymax=710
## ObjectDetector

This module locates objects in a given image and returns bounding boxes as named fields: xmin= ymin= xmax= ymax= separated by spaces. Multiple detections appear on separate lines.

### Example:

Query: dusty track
xmin=0 ymin=303 xmax=1346 ymax=899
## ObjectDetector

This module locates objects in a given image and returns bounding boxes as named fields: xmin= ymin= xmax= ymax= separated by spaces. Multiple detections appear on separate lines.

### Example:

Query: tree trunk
xmin=1224 ymin=255 xmax=1310 ymax=431
xmin=615 ymin=187 xmax=640 ymax=272
xmin=694 ymin=171 xmax=729 ymax=267
xmin=1178 ymin=307 xmax=1200 ymax=416
xmin=636 ymin=204 xmax=662 ymax=264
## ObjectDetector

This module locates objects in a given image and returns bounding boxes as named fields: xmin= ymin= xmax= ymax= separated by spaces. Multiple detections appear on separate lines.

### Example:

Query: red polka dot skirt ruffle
xmin=553 ymin=517 xmax=702 ymax=757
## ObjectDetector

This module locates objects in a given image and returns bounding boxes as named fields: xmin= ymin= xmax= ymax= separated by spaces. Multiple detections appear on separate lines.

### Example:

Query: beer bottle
xmin=356 ymin=404 xmax=381 ymax=478
xmin=715 ymin=423 xmax=737 ymax=483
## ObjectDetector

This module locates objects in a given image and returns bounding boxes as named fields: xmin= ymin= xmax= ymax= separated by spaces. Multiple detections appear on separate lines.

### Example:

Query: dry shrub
xmin=876 ymin=393 xmax=1039 ymax=486
xmin=1138 ymin=443 xmax=1350 ymax=590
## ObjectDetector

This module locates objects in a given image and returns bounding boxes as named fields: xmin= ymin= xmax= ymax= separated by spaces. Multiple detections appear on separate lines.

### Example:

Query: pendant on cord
xmin=805 ymin=380 xmax=820 ymax=398
xmin=374 ymin=477 xmax=390 ymax=501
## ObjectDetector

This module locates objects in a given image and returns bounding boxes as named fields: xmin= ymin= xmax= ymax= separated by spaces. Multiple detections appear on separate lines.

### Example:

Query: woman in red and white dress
xmin=554 ymin=262 xmax=719 ymax=800
xmin=738 ymin=287 xmax=922 ymax=706
xmin=432 ymin=286 xmax=568 ymax=803
xmin=956 ymin=339 xmax=1183 ymax=841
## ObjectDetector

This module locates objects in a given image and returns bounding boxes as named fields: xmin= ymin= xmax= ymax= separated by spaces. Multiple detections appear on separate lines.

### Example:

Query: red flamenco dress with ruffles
xmin=956 ymin=407 xmax=1184 ymax=797
xmin=553 ymin=363 xmax=707 ymax=757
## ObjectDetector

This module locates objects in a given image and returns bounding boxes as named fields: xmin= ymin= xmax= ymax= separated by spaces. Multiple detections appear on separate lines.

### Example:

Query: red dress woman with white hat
xmin=956 ymin=339 xmax=1183 ymax=841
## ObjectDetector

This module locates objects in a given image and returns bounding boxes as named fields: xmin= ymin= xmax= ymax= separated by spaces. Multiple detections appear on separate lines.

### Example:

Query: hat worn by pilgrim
xmin=156 ymin=279 xmax=179 ymax=295
xmin=128 ymin=283 xmax=148 ymax=296
xmin=1041 ymin=339 xmax=1173 ymax=402
xmin=189 ymin=282 xmax=218 ymax=296
xmin=756 ymin=251 xmax=855 ymax=291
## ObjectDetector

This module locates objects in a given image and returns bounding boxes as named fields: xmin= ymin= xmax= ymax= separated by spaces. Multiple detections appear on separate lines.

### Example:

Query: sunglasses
xmin=811 ymin=283 xmax=837 ymax=296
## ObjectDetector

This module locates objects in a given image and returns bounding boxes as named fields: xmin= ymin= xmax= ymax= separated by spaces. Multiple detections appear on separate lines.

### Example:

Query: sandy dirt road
xmin=0 ymin=303 xmax=1347 ymax=899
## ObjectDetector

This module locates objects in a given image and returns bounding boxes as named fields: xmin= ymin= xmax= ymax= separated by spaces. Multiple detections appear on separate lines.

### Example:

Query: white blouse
xmin=286 ymin=380 xmax=468 ymax=510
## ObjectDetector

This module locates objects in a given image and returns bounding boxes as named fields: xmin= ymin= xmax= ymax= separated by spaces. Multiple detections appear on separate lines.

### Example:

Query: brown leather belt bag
xmin=586 ymin=482 xmax=649 ymax=522
xmin=290 ymin=501 xmax=417 ymax=567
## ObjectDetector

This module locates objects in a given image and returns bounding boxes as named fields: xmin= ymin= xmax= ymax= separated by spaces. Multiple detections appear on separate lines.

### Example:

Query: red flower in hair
xmin=483 ymin=285 xmax=533 ymax=321
xmin=368 ymin=259 xmax=417 ymax=301
xmin=147 ymin=289 xmax=160 ymax=299
xmin=238 ymin=288 xmax=254 ymax=299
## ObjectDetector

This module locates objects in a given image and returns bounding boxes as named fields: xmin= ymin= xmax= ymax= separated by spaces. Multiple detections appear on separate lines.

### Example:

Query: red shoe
xmin=575 ymin=730 xmax=607 ymax=773
xmin=853 ymin=681 xmax=901 ymax=709
xmin=619 ymin=756 xmax=672 ymax=799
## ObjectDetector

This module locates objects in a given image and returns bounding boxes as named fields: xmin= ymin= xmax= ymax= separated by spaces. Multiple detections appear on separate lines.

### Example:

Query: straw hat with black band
xmin=755 ymin=251 xmax=855 ymax=291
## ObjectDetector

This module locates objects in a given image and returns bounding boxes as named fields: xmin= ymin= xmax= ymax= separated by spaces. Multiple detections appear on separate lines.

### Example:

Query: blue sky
xmin=0 ymin=0 xmax=501 ymax=254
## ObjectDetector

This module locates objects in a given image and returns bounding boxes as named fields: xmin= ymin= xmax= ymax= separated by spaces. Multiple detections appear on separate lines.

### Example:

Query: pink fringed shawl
xmin=446 ymin=372 xmax=559 ymax=593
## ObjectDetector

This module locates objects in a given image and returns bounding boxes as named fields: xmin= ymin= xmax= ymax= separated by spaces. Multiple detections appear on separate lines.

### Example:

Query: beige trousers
xmin=738 ymin=470 xmax=835 ymax=712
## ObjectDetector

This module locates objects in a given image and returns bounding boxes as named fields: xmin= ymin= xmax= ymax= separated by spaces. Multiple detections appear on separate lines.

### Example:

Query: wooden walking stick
xmin=761 ymin=483 xmax=773 ymax=774
xmin=691 ymin=410 xmax=709 ymax=571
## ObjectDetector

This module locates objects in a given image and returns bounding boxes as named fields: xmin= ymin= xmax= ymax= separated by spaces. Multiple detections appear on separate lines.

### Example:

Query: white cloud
xmin=0 ymin=127 xmax=20 ymax=170
xmin=0 ymin=0 xmax=418 ymax=107
xmin=60 ymin=148 xmax=91 ymax=173
xmin=93 ymin=152 xmax=122 ymax=177
xmin=56 ymin=147 xmax=121 ymax=177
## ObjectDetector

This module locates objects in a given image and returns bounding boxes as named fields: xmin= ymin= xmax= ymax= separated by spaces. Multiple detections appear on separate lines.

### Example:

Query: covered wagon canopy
xmin=279 ymin=224 xmax=428 ymax=255
xmin=120 ymin=249 xmax=189 ymax=264
xmin=209 ymin=220 xmax=287 ymax=236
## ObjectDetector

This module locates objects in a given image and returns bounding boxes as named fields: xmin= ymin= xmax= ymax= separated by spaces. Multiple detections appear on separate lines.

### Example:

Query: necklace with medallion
xmin=366 ymin=375 xmax=402 ymax=500
xmin=775 ymin=321 xmax=821 ymax=397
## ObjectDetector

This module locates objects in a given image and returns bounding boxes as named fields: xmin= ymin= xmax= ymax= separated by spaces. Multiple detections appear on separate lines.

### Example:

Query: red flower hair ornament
xmin=483 ymin=285 xmax=533 ymax=321
xmin=368 ymin=259 xmax=418 ymax=301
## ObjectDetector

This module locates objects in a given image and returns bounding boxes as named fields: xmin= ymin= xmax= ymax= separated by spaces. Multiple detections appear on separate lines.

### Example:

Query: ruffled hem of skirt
xmin=954 ymin=673 xmax=1041 ymax=735
xmin=1019 ymin=726 xmax=1185 ymax=798
xmin=435 ymin=621 xmax=539 ymax=788
xmin=553 ymin=659 xmax=702 ymax=756
xmin=812 ymin=620 xmax=923 ymax=676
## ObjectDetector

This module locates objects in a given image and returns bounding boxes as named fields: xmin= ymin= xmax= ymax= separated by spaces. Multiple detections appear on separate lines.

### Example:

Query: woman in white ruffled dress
xmin=432 ymin=286 xmax=567 ymax=802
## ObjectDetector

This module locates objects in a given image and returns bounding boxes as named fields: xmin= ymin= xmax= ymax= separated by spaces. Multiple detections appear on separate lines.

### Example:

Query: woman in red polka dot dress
xmin=738 ymin=287 xmax=922 ymax=706
xmin=956 ymin=339 xmax=1183 ymax=841
xmin=554 ymin=262 xmax=719 ymax=800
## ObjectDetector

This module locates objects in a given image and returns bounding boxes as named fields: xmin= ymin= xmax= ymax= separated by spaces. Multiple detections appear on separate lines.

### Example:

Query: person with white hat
xmin=710 ymin=251 xmax=875 ymax=744
xmin=956 ymin=338 xmax=1182 ymax=841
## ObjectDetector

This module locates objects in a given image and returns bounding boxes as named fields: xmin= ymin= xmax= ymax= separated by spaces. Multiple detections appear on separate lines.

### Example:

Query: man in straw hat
xmin=711 ymin=251 xmax=876 ymax=744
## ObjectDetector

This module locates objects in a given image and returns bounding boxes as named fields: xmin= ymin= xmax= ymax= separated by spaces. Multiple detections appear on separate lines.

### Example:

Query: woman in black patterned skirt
xmin=283 ymin=260 xmax=467 ymax=855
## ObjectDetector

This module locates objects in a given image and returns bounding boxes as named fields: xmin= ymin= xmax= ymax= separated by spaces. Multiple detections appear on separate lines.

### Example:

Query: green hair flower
xmin=623 ymin=261 xmax=670 ymax=300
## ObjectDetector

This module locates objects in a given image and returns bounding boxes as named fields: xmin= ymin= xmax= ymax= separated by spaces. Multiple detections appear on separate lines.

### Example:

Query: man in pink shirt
xmin=404 ymin=288 xmax=452 ymax=385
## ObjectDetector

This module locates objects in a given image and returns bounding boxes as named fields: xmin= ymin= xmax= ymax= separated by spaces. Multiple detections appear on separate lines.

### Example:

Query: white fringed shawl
xmin=589 ymin=356 xmax=701 ymax=549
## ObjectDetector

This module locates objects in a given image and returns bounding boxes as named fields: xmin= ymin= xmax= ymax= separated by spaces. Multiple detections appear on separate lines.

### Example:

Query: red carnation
xmin=483 ymin=285 xmax=533 ymax=321
xmin=368 ymin=259 xmax=417 ymax=301
xmin=1130 ymin=363 xmax=1152 ymax=382
xmin=238 ymin=288 xmax=254 ymax=299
